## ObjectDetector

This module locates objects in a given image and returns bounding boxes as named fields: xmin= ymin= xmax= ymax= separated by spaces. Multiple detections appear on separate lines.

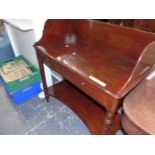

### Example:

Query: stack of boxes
xmin=0 ymin=55 xmax=42 ymax=105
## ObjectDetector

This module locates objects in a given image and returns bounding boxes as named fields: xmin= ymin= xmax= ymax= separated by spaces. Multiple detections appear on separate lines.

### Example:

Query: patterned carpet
xmin=0 ymin=84 xmax=123 ymax=135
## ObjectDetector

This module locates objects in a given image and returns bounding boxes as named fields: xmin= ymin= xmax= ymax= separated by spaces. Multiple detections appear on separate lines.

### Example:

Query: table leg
xmin=103 ymin=111 xmax=115 ymax=134
xmin=37 ymin=54 xmax=50 ymax=102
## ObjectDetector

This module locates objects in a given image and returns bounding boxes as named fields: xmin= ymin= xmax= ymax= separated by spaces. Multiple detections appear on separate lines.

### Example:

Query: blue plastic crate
xmin=10 ymin=81 xmax=42 ymax=104
xmin=0 ymin=78 xmax=42 ymax=104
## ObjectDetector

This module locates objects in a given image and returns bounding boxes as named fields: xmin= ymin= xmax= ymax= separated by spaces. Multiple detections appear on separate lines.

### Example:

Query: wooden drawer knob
xmin=81 ymin=81 xmax=86 ymax=86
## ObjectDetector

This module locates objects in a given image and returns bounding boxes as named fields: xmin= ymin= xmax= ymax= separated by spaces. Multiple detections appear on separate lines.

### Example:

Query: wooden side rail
xmin=119 ymin=41 xmax=155 ymax=97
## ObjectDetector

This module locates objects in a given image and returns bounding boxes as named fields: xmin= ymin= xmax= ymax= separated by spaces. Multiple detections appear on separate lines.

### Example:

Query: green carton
xmin=0 ymin=55 xmax=41 ymax=92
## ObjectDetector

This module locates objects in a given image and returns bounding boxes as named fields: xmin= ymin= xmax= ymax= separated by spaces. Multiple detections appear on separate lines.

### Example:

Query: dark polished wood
xmin=122 ymin=71 xmax=155 ymax=135
xmin=133 ymin=20 xmax=155 ymax=32
xmin=50 ymin=80 xmax=121 ymax=135
xmin=96 ymin=19 xmax=155 ymax=32
xmin=34 ymin=19 xmax=155 ymax=134
xmin=107 ymin=19 xmax=134 ymax=27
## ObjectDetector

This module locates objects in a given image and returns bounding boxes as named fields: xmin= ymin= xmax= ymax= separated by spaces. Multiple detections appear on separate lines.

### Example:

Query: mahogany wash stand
xmin=34 ymin=20 xmax=155 ymax=135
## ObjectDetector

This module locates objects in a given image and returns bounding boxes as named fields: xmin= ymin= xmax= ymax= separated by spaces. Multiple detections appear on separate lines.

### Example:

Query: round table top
xmin=123 ymin=71 xmax=155 ymax=134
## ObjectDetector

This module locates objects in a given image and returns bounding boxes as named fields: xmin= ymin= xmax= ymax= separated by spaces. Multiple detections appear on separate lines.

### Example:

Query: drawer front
xmin=47 ymin=58 xmax=117 ymax=111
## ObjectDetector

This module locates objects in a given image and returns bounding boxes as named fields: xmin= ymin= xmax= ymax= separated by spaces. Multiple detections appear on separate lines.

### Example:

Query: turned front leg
xmin=36 ymin=51 xmax=50 ymax=102
xmin=103 ymin=111 xmax=114 ymax=134
xmin=39 ymin=61 xmax=50 ymax=102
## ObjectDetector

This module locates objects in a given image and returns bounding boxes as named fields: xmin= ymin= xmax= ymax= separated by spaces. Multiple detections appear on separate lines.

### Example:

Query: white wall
xmin=32 ymin=19 xmax=63 ymax=83
xmin=4 ymin=23 xmax=38 ymax=67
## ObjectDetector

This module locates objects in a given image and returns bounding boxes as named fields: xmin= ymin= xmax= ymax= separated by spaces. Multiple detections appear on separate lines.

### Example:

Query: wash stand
xmin=34 ymin=19 xmax=155 ymax=134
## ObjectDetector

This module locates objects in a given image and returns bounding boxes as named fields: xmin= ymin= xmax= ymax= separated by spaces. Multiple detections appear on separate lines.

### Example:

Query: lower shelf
xmin=48 ymin=80 xmax=121 ymax=135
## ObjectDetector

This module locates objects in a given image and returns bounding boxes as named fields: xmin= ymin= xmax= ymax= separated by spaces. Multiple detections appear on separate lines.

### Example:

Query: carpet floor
xmin=0 ymin=84 xmax=123 ymax=135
